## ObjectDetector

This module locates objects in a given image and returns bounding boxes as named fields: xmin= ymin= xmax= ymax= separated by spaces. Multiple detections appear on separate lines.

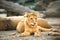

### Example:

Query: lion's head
xmin=24 ymin=12 xmax=39 ymax=27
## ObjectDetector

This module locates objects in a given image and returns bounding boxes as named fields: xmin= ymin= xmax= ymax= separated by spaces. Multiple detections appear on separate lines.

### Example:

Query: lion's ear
xmin=33 ymin=12 xmax=39 ymax=17
xmin=24 ymin=12 xmax=30 ymax=17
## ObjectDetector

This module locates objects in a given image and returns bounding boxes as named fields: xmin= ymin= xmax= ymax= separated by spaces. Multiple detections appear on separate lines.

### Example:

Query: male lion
xmin=16 ymin=12 xmax=52 ymax=37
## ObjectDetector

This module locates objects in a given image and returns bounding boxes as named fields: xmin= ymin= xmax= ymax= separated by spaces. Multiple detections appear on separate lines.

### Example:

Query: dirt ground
xmin=0 ymin=18 xmax=60 ymax=40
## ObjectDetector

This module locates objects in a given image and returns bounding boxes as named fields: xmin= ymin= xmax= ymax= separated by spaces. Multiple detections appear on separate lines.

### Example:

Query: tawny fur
xmin=6 ymin=16 xmax=52 ymax=29
xmin=0 ymin=12 xmax=52 ymax=36
xmin=6 ymin=16 xmax=52 ymax=30
xmin=0 ymin=12 xmax=52 ymax=31
xmin=16 ymin=12 xmax=52 ymax=37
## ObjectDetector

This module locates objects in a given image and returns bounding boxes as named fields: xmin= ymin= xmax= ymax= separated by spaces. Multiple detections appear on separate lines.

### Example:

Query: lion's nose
xmin=31 ymin=23 xmax=35 ymax=26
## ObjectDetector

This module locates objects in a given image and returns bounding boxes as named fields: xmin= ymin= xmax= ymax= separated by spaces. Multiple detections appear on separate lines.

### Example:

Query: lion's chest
xmin=25 ymin=26 xmax=39 ymax=32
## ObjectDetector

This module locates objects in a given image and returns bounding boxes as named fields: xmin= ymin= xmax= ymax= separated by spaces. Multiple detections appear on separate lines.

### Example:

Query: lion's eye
xmin=35 ymin=18 xmax=37 ymax=19
xmin=31 ymin=18 xmax=33 ymax=19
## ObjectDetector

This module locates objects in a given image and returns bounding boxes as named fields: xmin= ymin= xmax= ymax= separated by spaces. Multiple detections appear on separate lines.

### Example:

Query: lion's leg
xmin=34 ymin=27 xmax=41 ymax=37
xmin=18 ymin=29 xmax=31 ymax=37
xmin=34 ymin=30 xmax=41 ymax=37
xmin=39 ymin=26 xmax=51 ymax=32
xmin=16 ymin=22 xmax=24 ymax=33
xmin=48 ymin=32 xmax=60 ymax=36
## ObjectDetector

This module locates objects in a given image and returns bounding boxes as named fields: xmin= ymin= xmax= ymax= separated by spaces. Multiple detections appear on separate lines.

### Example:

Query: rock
xmin=0 ymin=0 xmax=34 ymax=16
xmin=44 ymin=1 xmax=60 ymax=17
xmin=34 ymin=1 xmax=43 ymax=11
xmin=0 ymin=18 xmax=7 ymax=30
xmin=0 ymin=17 xmax=15 ymax=30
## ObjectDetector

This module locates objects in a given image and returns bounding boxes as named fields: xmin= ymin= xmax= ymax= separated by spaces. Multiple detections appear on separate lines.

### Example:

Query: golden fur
xmin=16 ymin=12 xmax=52 ymax=37
xmin=0 ymin=12 xmax=52 ymax=37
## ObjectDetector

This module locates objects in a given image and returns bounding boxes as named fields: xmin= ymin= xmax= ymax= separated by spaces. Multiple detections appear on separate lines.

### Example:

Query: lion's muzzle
xmin=30 ymin=23 xmax=36 ymax=26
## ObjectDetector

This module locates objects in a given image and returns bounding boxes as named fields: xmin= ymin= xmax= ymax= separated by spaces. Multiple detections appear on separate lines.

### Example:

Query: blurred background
xmin=0 ymin=0 xmax=60 ymax=40
xmin=0 ymin=0 xmax=60 ymax=31
xmin=0 ymin=0 xmax=60 ymax=17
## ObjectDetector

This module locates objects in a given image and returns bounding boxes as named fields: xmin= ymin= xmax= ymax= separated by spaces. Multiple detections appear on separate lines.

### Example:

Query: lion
xmin=16 ymin=12 xmax=52 ymax=37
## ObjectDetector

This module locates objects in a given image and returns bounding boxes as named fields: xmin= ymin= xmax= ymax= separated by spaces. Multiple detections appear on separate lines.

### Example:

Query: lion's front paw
xmin=17 ymin=32 xmax=30 ymax=37
xmin=17 ymin=33 xmax=26 ymax=37
xmin=34 ymin=34 xmax=40 ymax=37
xmin=34 ymin=32 xmax=40 ymax=37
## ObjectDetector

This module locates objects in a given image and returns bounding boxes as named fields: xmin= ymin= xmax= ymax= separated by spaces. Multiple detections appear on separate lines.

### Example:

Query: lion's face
xmin=24 ymin=12 xmax=39 ymax=27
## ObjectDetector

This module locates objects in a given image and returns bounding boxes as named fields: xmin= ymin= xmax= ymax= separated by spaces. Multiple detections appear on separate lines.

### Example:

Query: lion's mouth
xmin=30 ymin=23 xmax=35 ymax=26
xmin=31 ymin=24 xmax=35 ymax=26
